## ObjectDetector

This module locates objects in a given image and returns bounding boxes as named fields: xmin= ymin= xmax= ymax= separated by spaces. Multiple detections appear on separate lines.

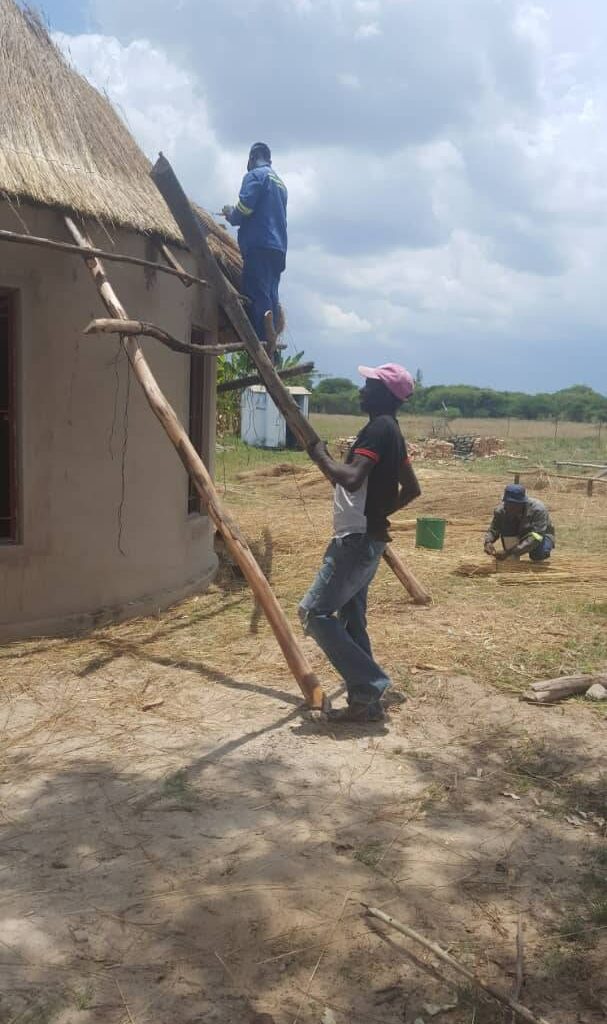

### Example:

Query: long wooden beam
xmin=150 ymin=154 xmax=431 ymax=606
xmin=513 ymin=469 xmax=607 ymax=485
xmin=0 ymin=226 xmax=208 ymax=289
xmin=84 ymin=317 xmax=246 ymax=357
xmin=554 ymin=461 xmax=607 ymax=470
xmin=65 ymin=215 xmax=326 ymax=711
xmin=217 ymin=362 xmax=314 ymax=393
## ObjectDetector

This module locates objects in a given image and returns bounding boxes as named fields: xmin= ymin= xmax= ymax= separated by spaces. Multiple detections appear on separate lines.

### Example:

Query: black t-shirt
xmin=346 ymin=415 xmax=408 ymax=540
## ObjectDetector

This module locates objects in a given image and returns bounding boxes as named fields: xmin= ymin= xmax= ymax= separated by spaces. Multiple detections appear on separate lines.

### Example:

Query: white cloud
xmin=354 ymin=21 xmax=381 ymax=39
xmin=320 ymin=303 xmax=372 ymax=333
xmin=354 ymin=0 xmax=381 ymax=13
xmin=52 ymin=0 xmax=607 ymax=391
xmin=337 ymin=72 xmax=361 ymax=89
xmin=515 ymin=3 xmax=550 ymax=50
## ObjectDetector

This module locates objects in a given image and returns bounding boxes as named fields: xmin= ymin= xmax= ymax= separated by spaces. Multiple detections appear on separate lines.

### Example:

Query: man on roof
xmin=484 ymin=484 xmax=555 ymax=562
xmin=299 ymin=364 xmax=421 ymax=725
xmin=222 ymin=142 xmax=287 ymax=349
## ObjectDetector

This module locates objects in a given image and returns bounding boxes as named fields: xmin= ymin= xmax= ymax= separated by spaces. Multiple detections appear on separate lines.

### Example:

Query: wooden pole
xmin=0 ymin=226 xmax=208 ymax=290
xmin=514 ymin=469 xmax=607 ymax=486
xmin=363 ymin=904 xmax=552 ymax=1024
xmin=217 ymin=362 xmax=314 ymax=394
xmin=159 ymin=242 xmax=193 ymax=286
xmin=64 ymin=215 xmax=326 ymax=711
xmin=150 ymin=154 xmax=431 ymax=606
xmin=264 ymin=310 xmax=278 ymax=362
xmin=84 ymin=317 xmax=248 ymax=357
xmin=382 ymin=546 xmax=431 ymax=605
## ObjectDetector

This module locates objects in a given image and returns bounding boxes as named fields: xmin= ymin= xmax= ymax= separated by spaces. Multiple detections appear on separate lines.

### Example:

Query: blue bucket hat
xmin=503 ymin=484 xmax=527 ymax=504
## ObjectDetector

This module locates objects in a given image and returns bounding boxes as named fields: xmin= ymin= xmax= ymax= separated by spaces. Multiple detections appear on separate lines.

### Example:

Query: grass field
xmin=216 ymin=414 xmax=607 ymax=483
xmin=312 ymin=413 xmax=607 ymax=443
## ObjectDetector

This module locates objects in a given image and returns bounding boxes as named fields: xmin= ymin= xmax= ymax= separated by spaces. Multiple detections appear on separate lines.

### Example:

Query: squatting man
xmin=299 ymin=364 xmax=421 ymax=724
xmin=484 ymin=484 xmax=555 ymax=562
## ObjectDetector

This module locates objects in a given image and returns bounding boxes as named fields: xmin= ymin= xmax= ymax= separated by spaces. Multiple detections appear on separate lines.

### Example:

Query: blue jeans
xmin=241 ymin=248 xmax=285 ymax=343
xmin=299 ymin=533 xmax=390 ymax=712
xmin=529 ymin=535 xmax=554 ymax=561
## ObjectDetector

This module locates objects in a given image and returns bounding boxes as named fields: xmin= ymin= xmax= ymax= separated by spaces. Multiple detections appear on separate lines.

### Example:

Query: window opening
xmin=0 ymin=291 xmax=17 ymax=542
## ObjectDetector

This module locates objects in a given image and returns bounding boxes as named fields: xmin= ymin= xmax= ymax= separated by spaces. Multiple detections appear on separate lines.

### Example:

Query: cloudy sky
xmin=44 ymin=0 xmax=607 ymax=392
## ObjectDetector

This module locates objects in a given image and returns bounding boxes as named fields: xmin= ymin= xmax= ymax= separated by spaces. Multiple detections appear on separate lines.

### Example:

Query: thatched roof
xmin=0 ymin=0 xmax=242 ymax=285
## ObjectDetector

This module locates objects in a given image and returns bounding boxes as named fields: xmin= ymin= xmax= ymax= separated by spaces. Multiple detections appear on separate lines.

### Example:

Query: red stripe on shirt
xmin=354 ymin=447 xmax=380 ymax=464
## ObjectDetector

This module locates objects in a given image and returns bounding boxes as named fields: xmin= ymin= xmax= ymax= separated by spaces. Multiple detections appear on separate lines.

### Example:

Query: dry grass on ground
xmin=0 ymin=459 xmax=606 ymax=1023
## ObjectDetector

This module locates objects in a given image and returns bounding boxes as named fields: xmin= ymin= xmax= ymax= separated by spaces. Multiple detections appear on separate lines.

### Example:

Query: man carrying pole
xmin=300 ymin=364 xmax=421 ymax=724
xmin=151 ymin=153 xmax=431 ymax=611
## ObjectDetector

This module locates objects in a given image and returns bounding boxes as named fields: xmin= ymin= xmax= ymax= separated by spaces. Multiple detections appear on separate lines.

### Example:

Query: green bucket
xmin=416 ymin=517 xmax=447 ymax=551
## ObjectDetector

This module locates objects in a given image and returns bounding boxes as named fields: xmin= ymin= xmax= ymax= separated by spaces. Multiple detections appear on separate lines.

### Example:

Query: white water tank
xmin=240 ymin=386 xmax=311 ymax=449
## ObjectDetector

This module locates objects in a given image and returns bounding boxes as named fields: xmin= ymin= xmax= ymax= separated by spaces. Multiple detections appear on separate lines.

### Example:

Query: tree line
xmin=310 ymin=378 xmax=607 ymax=422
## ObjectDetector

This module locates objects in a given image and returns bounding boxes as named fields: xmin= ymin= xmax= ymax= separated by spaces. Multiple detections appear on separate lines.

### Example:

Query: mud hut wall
xmin=0 ymin=202 xmax=217 ymax=639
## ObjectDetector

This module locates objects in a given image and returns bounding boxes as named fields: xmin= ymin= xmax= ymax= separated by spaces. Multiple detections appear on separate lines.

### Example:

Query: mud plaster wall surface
xmin=0 ymin=201 xmax=217 ymax=637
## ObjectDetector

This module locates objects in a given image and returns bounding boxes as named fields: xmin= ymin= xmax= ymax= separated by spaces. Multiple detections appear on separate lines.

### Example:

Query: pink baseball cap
xmin=358 ymin=363 xmax=415 ymax=401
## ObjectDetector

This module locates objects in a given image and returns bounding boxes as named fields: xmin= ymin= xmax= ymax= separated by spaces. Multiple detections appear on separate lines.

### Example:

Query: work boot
xmin=328 ymin=702 xmax=385 ymax=724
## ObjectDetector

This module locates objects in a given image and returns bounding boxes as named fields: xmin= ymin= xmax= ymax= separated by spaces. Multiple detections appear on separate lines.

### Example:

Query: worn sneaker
xmin=328 ymin=704 xmax=385 ymax=724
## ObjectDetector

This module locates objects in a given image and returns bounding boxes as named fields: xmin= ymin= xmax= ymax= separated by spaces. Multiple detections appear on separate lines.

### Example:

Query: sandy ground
xmin=0 ymin=465 xmax=606 ymax=1024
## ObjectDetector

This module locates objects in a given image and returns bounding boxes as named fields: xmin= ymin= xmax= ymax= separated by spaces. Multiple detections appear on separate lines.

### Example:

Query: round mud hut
xmin=0 ymin=0 xmax=243 ymax=640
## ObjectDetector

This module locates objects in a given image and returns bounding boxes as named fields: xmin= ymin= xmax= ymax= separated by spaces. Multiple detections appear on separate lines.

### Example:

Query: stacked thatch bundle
xmin=0 ymin=0 xmax=242 ymax=286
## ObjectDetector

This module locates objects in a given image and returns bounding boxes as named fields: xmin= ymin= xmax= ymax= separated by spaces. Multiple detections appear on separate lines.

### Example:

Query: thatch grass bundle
xmin=456 ymin=555 xmax=607 ymax=587
xmin=498 ymin=571 xmax=607 ymax=587
xmin=0 ymin=0 xmax=242 ymax=287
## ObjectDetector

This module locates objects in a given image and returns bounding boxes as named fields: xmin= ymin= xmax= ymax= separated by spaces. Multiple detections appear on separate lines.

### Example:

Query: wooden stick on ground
xmin=530 ymin=674 xmax=606 ymax=692
xmin=522 ymin=674 xmax=607 ymax=703
xmin=65 ymin=215 xmax=326 ymax=711
xmin=362 ymin=904 xmax=553 ymax=1024
xmin=512 ymin=914 xmax=525 ymax=1024
xmin=84 ymin=317 xmax=247 ymax=356
xmin=150 ymin=154 xmax=431 ymax=606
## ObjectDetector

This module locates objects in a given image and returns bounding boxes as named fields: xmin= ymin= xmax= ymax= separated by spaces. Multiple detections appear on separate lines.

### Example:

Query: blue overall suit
xmin=226 ymin=163 xmax=288 ymax=342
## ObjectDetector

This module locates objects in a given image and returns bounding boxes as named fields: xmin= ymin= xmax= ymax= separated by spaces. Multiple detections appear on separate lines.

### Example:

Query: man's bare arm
xmin=398 ymin=460 xmax=421 ymax=507
xmin=308 ymin=442 xmax=374 ymax=492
